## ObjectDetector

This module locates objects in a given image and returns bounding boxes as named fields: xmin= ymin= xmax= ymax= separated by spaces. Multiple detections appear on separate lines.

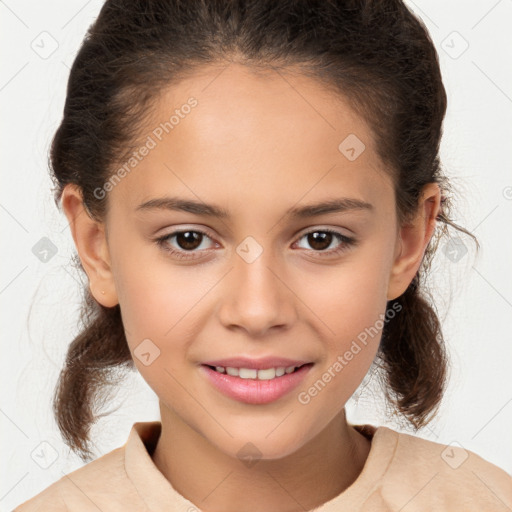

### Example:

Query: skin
xmin=61 ymin=63 xmax=440 ymax=512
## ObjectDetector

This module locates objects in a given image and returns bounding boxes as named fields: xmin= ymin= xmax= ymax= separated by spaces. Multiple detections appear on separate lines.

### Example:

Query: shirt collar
xmin=124 ymin=421 xmax=199 ymax=512
xmin=124 ymin=420 xmax=398 ymax=511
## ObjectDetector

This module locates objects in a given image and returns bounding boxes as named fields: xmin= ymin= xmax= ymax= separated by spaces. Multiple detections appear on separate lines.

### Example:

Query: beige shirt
xmin=14 ymin=421 xmax=512 ymax=511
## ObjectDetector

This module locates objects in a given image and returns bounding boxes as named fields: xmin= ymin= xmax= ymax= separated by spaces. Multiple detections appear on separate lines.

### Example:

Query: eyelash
xmin=154 ymin=228 xmax=356 ymax=261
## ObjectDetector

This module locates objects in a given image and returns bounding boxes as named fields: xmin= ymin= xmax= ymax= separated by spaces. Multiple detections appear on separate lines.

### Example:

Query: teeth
xmin=257 ymin=368 xmax=276 ymax=380
xmin=213 ymin=365 xmax=301 ymax=380
xmin=239 ymin=368 xmax=258 ymax=379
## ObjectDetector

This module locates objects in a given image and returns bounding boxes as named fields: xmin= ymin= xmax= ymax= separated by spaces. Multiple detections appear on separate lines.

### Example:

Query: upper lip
xmin=201 ymin=357 xmax=311 ymax=370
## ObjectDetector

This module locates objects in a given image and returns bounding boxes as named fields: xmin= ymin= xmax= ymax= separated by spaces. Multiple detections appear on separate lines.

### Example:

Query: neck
xmin=151 ymin=403 xmax=371 ymax=512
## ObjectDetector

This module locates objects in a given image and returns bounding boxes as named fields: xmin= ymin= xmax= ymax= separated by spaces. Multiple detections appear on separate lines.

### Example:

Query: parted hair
xmin=49 ymin=0 xmax=479 ymax=461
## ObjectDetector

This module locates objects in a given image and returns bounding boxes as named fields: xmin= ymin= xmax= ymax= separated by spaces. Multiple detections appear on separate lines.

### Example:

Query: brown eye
xmin=295 ymin=229 xmax=356 ymax=257
xmin=155 ymin=228 xmax=217 ymax=260
xmin=306 ymin=232 xmax=333 ymax=251
xmin=174 ymin=231 xmax=203 ymax=251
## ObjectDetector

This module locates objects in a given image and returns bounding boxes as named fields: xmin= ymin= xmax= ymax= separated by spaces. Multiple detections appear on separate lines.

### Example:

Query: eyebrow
xmin=135 ymin=196 xmax=374 ymax=219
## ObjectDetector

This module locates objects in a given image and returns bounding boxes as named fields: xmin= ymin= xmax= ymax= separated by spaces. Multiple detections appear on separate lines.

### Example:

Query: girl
xmin=15 ymin=0 xmax=512 ymax=510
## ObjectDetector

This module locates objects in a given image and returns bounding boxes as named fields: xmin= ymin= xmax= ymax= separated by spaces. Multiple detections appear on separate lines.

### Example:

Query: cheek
xmin=110 ymin=236 xmax=184 ymax=331
xmin=295 ymin=252 xmax=389 ymax=402
xmin=300 ymin=255 xmax=389 ymax=336
xmin=294 ymin=267 xmax=386 ymax=430
xmin=112 ymin=260 xmax=197 ymax=397
xmin=112 ymin=251 xmax=220 ymax=365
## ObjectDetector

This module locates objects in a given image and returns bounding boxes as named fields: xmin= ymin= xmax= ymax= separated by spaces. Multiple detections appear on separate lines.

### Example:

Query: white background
xmin=1 ymin=0 xmax=511 ymax=509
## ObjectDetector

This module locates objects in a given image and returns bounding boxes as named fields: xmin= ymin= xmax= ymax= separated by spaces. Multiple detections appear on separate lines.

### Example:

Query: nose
xmin=216 ymin=244 xmax=297 ymax=338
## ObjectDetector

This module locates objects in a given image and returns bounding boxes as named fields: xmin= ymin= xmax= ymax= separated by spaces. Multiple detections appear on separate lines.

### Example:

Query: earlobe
xmin=387 ymin=183 xmax=441 ymax=301
xmin=60 ymin=184 xmax=119 ymax=308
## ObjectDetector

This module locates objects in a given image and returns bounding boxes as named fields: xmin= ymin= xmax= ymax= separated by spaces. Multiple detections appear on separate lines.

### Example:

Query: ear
xmin=60 ymin=184 xmax=119 ymax=307
xmin=387 ymin=182 xmax=441 ymax=301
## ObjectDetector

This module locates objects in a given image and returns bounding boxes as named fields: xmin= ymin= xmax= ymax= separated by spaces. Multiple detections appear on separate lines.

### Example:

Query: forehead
xmin=109 ymin=63 xmax=394 ymax=219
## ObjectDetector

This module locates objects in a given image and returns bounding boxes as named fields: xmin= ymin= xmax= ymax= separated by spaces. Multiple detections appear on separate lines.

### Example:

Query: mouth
xmin=204 ymin=363 xmax=308 ymax=381
xmin=200 ymin=361 xmax=314 ymax=405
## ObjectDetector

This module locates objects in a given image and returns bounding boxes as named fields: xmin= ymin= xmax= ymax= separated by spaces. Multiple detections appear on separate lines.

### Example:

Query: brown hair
xmin=49 ymin=0 xmax=479 ymax=461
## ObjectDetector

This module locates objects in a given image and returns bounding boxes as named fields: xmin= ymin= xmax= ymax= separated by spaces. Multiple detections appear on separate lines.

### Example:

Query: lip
xmin=200 ymin=361 xmax=313 ymax=405
xmin=201 ymin=357 xmax=310 ymax=370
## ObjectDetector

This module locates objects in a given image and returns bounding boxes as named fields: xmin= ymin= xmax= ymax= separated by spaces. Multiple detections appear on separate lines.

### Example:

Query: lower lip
xmin=200 ymin=364 xmax=313 ymax=405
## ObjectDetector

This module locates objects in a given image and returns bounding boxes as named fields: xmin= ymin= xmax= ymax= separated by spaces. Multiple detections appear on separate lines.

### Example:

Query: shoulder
xmin=379 ymin=426 xmax=512 ymax=511
xmin=13 ymin=444 xmax=142 ymax=511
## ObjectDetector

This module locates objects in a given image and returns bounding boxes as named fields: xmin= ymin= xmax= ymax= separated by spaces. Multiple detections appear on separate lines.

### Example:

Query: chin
xmin=210 ymin=423 xmax=316 ymax=463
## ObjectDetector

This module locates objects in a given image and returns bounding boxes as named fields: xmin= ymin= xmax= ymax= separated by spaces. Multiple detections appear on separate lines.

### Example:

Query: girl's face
xmin=75 ymin=63 xmax=436 ymax=459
